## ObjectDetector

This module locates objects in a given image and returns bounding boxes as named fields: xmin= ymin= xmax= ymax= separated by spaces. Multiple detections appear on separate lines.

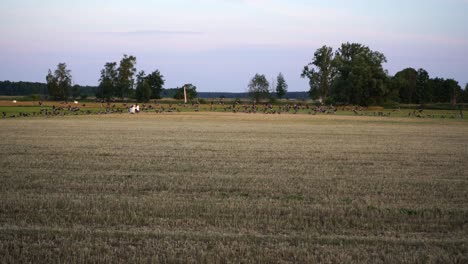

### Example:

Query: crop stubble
xmin=0 ymin=113 xmax=467 ymax=263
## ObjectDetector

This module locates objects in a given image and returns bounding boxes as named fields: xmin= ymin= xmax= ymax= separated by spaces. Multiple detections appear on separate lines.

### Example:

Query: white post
xmin=184 ymin=85 xmax=187 ymax=104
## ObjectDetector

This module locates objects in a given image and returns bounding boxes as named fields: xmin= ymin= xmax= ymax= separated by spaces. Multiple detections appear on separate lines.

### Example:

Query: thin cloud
xmin=97 ymin=30 xmax=203 ymax=36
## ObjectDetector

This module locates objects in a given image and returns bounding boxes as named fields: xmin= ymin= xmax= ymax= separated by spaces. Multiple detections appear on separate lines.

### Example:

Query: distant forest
xmin=0 ymin=81 xmax=97 ymax=97
xmin=2 ymin=42 xmax=468 ymax=105
xmin=0 ymin=81 xmax=309 ymax=100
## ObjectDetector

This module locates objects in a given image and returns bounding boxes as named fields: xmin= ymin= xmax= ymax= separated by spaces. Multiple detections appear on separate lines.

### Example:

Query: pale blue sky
xmin=1 ymin=0 xmax=467 ymax=91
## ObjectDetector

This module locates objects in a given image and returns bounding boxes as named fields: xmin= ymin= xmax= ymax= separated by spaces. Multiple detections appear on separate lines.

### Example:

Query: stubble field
xmin=0 ymin=113 xmax=467 ymax=263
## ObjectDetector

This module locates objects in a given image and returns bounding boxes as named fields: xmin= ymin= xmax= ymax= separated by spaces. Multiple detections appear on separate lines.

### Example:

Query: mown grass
xmin=0 ymin=113 xmax=467 ymax=263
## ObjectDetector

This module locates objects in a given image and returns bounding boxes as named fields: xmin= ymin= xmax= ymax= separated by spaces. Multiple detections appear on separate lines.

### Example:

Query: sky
xmin=0 ymin=0 xmax=467 ymax=92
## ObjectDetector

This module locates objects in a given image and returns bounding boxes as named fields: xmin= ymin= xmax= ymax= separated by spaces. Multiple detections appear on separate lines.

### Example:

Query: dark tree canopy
xmin=46 ymin=63 xmax=72 ymax=101
xmin=146 ymin=70 xmax=165 ymax=99
xmin=331 ymin=43 xmax=388 ymax=106
xmin=97 ymin=62 xmax=118 ymax=100
xmin=135 ymin=71 xmax=152 ymax=103
xmin=460 ymin=84 xmax=468 ymax=103
xmin=95 ymin=55 xmax=164 ymax=101
xmin=416 ymin=68 xmax=430 ymax=104
xmin=276 ymin=73 xmax=288 ymax=99
xmin=71 ymin=84 xmax=80 ymax=100
xmin=248 ymin=74 xmax=270 ymax=102
xmin=173 ymin=84 xmax=198 ymax=100
xmin=394 ymin=68 xmax=418 ymax=104
xmin=116 ymin=55 xmax=137 ymax=99
xmin=301 ymin=45 xmax=335 ymax=100
xmin=302 ymin=43 xmax=389 ymax=105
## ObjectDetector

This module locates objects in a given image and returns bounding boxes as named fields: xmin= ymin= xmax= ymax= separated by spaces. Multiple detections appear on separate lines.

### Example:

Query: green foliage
xmin=46 ymin=70 xmax=58 ymax=100
xmin=116 ymin=55 xmax=137 ymax=99
xmin=324 ymin=97 xmax=335 ymax=105
xmin=0 ymin=81 xmax=47 ymax=96
xmin=55 ymin=63 xmax=72 ymax=100
xmin=460 ymin=84 xmax=468 ymax=103
xmin=301 ymin=45 xmax=335 ymax=100
xmin=135 ymin=71 xmax=152 ymax=103
xmin=71 ymin=84 xmax=80 ymax=100
xmin=331 ymin=43 xmax=388 ymax=106
xmin=276 ymin=73 xmax=288 ymax=99
xmin=428 ymin=78 xmax=462 ymax=104
xmin=248 ymin=74 xmax=270 ymax=102
xmin=394 ymin=68 xmax=418 ymax=104
xmin=30 ymin=94 xmax=41 ymax=101
xmin=0 ymin=81 xmax=96 ymax=98
xmin=97 ymin=62 xmax=118 ymax=100
xmin=96 ymin=57 xmax=163 ymax=101
xmin=46 ymin=63 xmax=72 ymax=101
xmin=302 ymin=43 xmax=463 ymax=106
xmin=444 ymin=79 xmax=462 ymax=104
xmin=416 ymin=69 xmax=430 ymax=103
xmin=173 ymin=84 xmax=198 ymax=100
xmin=146 ymin=70 xmax=165 ymax=99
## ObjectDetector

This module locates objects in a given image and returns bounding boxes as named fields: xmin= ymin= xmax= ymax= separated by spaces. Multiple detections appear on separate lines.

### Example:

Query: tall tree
xmin=301 ymin=45 xmax=335 ymax=99
xmin=276 ymin=73 xmax=288 ymax=99
xmin=116 ymin=55 xmax=137 ymax=99
xmin=97 ymin=62 xmax=118 ymax=100
xmin=331 ymin=43 xmax=387 ymax=105
xmin=146 ymin=70 xmax=165 ymax=99
xmin=46 ymin=70 xmax=59 ymax=100
xmin=46 ymin=63 xmax=72 ymax=101
xmin=429 ymin=78 xmax=461 ymax=104
xmin=394 ymin=68 xmax=418 ymax=104
xmin=135 ymin=71 xmax=152 ymax=102
xmin=55 ymin=63 xmax=72 ymax=101
xmin=248 ymin=74 xmax=270 ymax=102
xmin=428 ymin=77 xmax=446 ymax=103
xmin=415 ymin=68 xmax=430 ymax=103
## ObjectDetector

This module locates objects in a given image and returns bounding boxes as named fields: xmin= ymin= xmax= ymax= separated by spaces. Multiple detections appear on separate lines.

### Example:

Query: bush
xmin=381 ymin=101 xmax=400 ymax=109
xmin=324 ymin=97 xmax=335 ymax=105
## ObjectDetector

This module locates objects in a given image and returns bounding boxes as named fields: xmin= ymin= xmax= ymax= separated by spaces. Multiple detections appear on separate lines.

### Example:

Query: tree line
xmin=248 ymin=42 xmax=467 ymax=105
xmin=2 ymin=44 xmax=467 ymax=105
xmin=300 ymin=42 xmax=467 ymax=105
xmin=42 ymin=55 xmax=197 ymax=102
xmin=0 ymin=80 xmax=96 ymax=98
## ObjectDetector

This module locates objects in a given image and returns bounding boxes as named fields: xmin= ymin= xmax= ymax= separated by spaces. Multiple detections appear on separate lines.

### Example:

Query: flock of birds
xmin=1 ymin=100 xmax=464 ymax=120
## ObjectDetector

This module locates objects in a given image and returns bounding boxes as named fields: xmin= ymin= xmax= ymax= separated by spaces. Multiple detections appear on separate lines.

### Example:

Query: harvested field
xmin=1 ymin=113 xmax=467 ymax=263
